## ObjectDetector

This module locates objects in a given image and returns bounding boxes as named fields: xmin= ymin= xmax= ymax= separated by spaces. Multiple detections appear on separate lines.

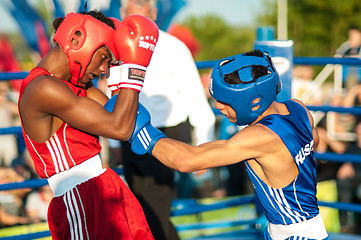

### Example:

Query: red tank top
xmin=19 ymin=67 xmax=101 ymax=178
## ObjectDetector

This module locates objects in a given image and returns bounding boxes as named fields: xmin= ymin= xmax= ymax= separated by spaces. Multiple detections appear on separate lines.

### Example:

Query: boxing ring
xmin=1 ymin=57 xmax=361 ymax=239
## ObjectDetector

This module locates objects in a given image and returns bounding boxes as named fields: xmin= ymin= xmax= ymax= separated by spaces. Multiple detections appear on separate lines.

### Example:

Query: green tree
xmin=181 ymin=15 xmax=255 ymax=62
xmin=257 ymin=0 xmax=361 ymax=57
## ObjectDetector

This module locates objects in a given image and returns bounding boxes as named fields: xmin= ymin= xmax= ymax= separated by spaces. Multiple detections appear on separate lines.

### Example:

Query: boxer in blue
xmin=106 ymin=49 xmax=329 ymax=239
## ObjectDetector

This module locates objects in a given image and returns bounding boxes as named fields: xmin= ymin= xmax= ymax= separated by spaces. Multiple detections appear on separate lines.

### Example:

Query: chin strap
xmin=70 ymin=62 xmax=82 ymax=87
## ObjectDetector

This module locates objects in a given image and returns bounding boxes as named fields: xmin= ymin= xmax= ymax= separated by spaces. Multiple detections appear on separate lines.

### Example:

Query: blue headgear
xmin=209 ymin=51 xmax=281 ymax=126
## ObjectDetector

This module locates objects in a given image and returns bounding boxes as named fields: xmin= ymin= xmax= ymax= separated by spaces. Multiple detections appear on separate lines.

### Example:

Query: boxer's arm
xmin=21 ymin=75 xmax=138 ymax=141
xmin=113 ymin=96 xmax=246 ymax=172
xmin=152 ymin=124 xmax=279 ymax=173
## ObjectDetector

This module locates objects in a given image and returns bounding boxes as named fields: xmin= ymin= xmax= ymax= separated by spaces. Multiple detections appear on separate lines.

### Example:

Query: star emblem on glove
xmin=139 ymin=35 xmax=157 ymax=51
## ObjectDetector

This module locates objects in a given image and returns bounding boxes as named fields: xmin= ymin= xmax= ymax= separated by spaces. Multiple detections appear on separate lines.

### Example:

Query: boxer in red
xmin=18 ymin=10 xmax=158 ymax=239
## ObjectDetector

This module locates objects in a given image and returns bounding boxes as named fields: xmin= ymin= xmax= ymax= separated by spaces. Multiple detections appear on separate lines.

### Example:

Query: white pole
xmin=278 ymin=0 xmax=288 ymax=40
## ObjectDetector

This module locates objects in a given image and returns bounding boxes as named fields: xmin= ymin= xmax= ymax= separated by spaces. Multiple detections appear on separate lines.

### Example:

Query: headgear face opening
xmin=209 ymin=51 xmax=281 ymax=126
xmin=53 ymin=12 xmax=118 ymax=86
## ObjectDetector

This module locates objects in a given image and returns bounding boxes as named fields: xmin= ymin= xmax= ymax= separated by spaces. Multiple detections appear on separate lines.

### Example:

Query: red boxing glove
xmin=115 ymin=15 xmax=159 ymax=92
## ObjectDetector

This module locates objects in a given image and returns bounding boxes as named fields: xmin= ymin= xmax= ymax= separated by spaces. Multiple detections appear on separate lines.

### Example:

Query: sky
xmin=0 ymin=0 xmax=265 ymax=33
xmin=174 ymin=0 xmax=264 ymax=27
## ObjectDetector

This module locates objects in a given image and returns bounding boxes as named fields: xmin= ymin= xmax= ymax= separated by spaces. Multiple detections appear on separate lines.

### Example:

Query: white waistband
xmin=48 ymin=155 xmax=106 ymax=197
xmin=268 ymin=214 xmax=328 ymax=240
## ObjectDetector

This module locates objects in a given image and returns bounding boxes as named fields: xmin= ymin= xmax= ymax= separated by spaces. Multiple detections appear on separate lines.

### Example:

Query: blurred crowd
xmin=1 ymin=26 xmax=361 ymax=237
xmin=0 ymin=80 xmax=52 ymax=229
xmin=291 ymin=26 xmax=361 ymax=235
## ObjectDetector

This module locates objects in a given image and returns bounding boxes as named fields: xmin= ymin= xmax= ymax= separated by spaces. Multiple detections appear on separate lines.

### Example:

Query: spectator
xmin=292 ymin=65 xmax=325 ymax=127
xmin=316 ymin=126 xmax=345 ymax=182
xmin=292 ymin=65 xmax=322 ymax=106
xmin=323 ymin=90 xmax=356 ymax=142
xmin=314 ymin=123 xmax=345 ymax=233
xmin=25 ymin=185 xmax=52 ymax=222
xmin=335 ymin=26 xmax=361 ymax=90
xmin=108 ymin=0 xmax=216 ymax=239
xmin=0 ymin=82 xmax=19 ymax=167
xmin=336 ymin=122 xmax=361 ymax=234
xmin=344 ymin=83 xmax=361 ymax=125
xmin=0 ymin=167 xmax=32 ymax=227
xmin=344 ymin=84 xmax=361 ymax=107
xmin=315 ymin=90 xmax=348 ymax=182
xmin=167 ymin=23 xmax=201 ymax=59
xmin=11 ymin=154 xmax=36 ymax=181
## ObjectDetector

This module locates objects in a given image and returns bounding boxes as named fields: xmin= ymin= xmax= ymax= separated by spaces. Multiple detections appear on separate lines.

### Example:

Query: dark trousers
xmin=121 ymin=120 xmax=192 ymax=240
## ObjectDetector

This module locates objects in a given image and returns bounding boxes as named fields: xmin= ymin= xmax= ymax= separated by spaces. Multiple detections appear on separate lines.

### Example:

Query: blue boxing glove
xmin=130 ymin=103 xmax=167 ymax=155
xmin=104 ymin=95 xmax=166 ymax=155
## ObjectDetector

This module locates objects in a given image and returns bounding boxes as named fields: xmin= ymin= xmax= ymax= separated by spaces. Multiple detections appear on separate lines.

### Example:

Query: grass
xmin=0 ymin=196 xmax=259 ymax=240
xmin=171 ymin=196 xmax=259 ymax=239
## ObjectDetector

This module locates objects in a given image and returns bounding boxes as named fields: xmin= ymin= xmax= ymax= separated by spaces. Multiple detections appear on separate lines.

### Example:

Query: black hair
xmin=223 ymin=49 xmax=269 ymax=85
xmin=348 ymin=25 xmax=361 ymax=32
xmin=53 ymin=10 xmax=116 ymax=31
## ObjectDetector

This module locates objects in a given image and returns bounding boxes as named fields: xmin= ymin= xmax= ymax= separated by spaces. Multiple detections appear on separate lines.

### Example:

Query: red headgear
xmin=109 ymin=17 xmax=122 ymax=29
xmin=53 ymin=12 xmax=118 ymax=86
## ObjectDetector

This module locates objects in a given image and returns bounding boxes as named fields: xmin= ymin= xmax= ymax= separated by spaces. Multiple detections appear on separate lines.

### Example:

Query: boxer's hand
xmin=129 ymin=103 xmax=166 ymax=155
xmin=106 ymin=65 xmax=121 ymax=92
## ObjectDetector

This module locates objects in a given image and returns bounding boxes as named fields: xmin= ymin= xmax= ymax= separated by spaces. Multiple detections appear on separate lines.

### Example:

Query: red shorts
xmin=48 ymin=168 xmax=154 ymax=239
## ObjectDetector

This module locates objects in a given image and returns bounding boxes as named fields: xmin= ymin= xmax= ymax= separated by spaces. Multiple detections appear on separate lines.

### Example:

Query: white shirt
xmin=110 ymin=30 xmax=215 ymax=145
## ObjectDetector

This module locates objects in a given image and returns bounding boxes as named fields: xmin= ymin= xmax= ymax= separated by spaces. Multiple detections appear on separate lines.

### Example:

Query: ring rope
xmin=171 ymin=195 xmax=256 ymax=216
xmin=2 ymin=56 xmax=361 ymax=239
xmin=1 ymin=56 xmax=361 ymax=82
xmin=175 ymin=218 xmax=262 ymax=231
xmin=0 ymin=231 xmax=50 ymax=240
xmin=0 ymin=71 xmax=29 ymax=81
xmin=0 ymin=126 xmax=22 ymax=135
